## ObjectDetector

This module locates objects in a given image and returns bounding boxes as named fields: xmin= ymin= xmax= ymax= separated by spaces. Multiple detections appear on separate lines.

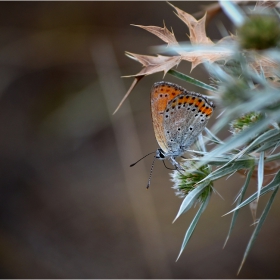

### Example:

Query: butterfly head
xmin=155 ymin=148 xmax=166 ymax=160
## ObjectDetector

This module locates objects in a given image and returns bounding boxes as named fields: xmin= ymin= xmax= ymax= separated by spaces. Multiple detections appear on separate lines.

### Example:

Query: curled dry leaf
xmin=131 ymin=23 xmax=179 ymax=47
xmin=114 ymin=53 xmax=181 ymax=114
xmin=249 ymin=199 xmax=258 ymax=223
xmin=113 ymin=76 xmax=143 ymax=115
xmin=193 ymin=1 xmax=249 ymax=26
xmin=124 ymin=52 xmax=181 ymax=77
xmin=249 ymin=54 xmax=279 ymax=79
xmin=181 ymin=37 xmax=235 ymax=71
xmin=168 ymin=2 xmax=213 ymax=45
xmin=254 ymin=0 xmax=280 ymax=10
xmin=193 ymin=3 xmax=222 ymax=27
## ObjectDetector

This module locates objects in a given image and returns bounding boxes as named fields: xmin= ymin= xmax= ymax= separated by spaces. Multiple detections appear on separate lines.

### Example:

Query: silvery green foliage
xmin=168 ymin=1 xmax=280 ymax=272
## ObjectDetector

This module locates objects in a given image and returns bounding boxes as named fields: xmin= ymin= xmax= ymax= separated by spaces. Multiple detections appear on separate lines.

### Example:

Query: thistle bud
xmin=230 ymin=112 xmax=262 ymax=135
xmin=170 ymin=160 xmax=212 ymax=201
xmin=238 ymin=15 xmax=280 ymax=50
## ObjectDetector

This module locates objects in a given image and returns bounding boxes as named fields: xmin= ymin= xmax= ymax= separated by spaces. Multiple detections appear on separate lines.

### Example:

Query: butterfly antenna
xmin=147 ymin=156 xmax=157 ymax=189
xmin=130 ymin=151 xmax=155 ymax=167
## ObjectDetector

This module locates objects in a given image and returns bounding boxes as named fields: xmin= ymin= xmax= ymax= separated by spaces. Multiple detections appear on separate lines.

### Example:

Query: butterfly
xmin=131 ymin=81 xmax=215 ymax=188
xmin=152 ymin=81 xmax=214 ymax=166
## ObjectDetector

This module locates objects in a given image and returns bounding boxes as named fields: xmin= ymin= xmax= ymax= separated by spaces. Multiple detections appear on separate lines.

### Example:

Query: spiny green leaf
xmin=205 ymin=61 xmax=235 ymax=84
xmin=167 ymin=69 xmax=217 ymax=92
xmin=257 ymin=151 xmax=265 ymax=200
xmin=237 ymin=185 xmax=279 ymax=274
xmin=198 ymin=117 xmax=277 ymax=168
xmin=224 ymin=167 xmax=254 ymax=248
xmin=209 ymin=86 xmax=280 ymax=135
xmin=173 ymin=180 xmax=210 ymax=222
xmin=220 ymin=0 xmax=246 ymax=27
xmin=223 ymin=170 xmax=280 ymax=216
xmin=204 ymin=127 xmax=224 ymax=145
xmin=236 ymin=129 xmax=280 ymax=158
xmin=176 ymin=194 xmax=211 ymax=261
xmin=265 ymin=151 xmax=280 ymax=162
xmin=255 ymin=139 xmax=280 ymax=153
xmin=198 ymin=158 xmax=255 ymax=184
xmin=197 ymin=133 xmax=207 ymax=153
xmin=189 ymin=155 xmax=255 ymax=166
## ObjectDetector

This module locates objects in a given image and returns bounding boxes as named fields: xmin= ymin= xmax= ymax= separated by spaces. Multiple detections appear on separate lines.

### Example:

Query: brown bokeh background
xmin=0 ymin=1 xmax=279 ymax=278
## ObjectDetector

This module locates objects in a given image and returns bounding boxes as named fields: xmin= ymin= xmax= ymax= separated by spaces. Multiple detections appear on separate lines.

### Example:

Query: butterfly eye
xmin=156 ymin=149 xmax=165 ymax=159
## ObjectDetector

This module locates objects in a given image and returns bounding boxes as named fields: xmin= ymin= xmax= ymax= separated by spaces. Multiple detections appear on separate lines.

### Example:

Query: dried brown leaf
xmin=124 ymin=52 xmax=181 ymax=77
xmin=193 ymin=3 xmax=222 ymax=26
xmin=181 ymin=35 xmax=235 ymax=71
xmin=114 ymin=52 xmax=181 ymax=114
xmin=255 ymin=0 xmax=280 ymax=10
xmin=249 ymin=200 xmax=258 ymax=224
xmin=119 ymin=3 xmax=235 ymax=112
xmin=168 ymin=2 xmax=213 ymax=45
xmin=249 ymin=54 xmax=279 ymax=79
xmin=193 ymin=1 xmax=248 ymax=25
xmin=113 ymin=76 xmax=143 ymax=115
xmin=132 ymin=23 xmax=179 ymax=47
xmin=127 ymin=4 xmax=234 ymax=74
xmin=181 ymin=49 xmax=233 ymax=71
xmin=251 ymin=160 xmax=280 ymax=185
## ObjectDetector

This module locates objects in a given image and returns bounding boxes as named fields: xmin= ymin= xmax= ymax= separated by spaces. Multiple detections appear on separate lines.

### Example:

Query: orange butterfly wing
xmin=150 ymin=81 xmax=185 ymax=153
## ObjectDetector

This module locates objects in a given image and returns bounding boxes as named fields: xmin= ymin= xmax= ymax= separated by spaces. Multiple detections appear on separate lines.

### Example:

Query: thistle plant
xmin=118 ymin=0 xmax=280 ymax=273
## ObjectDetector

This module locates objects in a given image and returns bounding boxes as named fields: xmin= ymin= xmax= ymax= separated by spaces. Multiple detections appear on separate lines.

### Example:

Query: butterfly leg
xmin=169 ymin=157 xmax=185 ymax=172
xmin=162 ymin=161 xmax=176 ymax=170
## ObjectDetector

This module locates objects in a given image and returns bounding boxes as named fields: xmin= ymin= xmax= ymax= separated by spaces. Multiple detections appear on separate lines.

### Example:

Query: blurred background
xmin=0 ymin=1 xmax=279 ymax=278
